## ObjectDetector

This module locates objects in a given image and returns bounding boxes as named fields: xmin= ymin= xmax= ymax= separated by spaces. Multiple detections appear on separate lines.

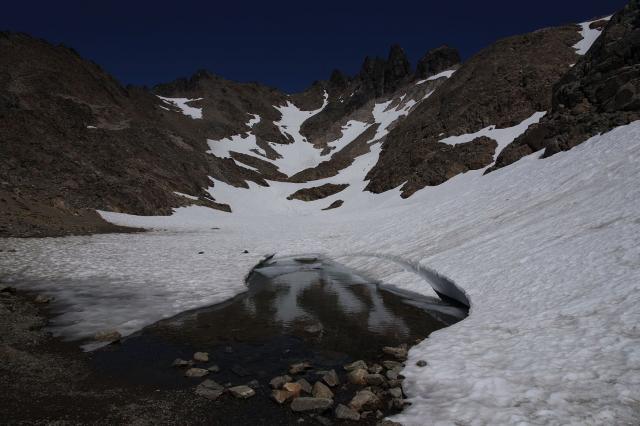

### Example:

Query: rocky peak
xmin=329 ymin=69 xmax=350 ymax=90
xmin=385 ymin=44 xmax=412 ymax=92
xmin=415 ymin=45 xmax=461 ymax=79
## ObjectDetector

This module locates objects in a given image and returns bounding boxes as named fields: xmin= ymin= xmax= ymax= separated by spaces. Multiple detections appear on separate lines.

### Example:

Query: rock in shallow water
xmin=283 ymin=382 xmax=302 ymax=397
xmin=312 ymin=381 xmax=334 ymax=399
xmin=193 ymin=351 xmax=209 ymax=362
xmin=322 ymin=369 xmax=339 ymax=387
xmin=195 ymin=379 xmax=225 ymax=401
xmin=290 ymin=397 xmax=333 ymax=412
xmin=349 ymin=390 xmax=381 ymax=411
xmin=344 ymin=360 xmax=368 ymax=371
xmin=289 ymin=361 xmax=312 ymax=375
xmin=229 ymin=385 xmax=255 ymax=399
xmin=172 ymin=358 xmax=193 ymax=368
xmin=347 ymin=368 xmax=368 ymax=385
xmin=185 ymin=368 xmax=209 ymax=378
xmin=270 ymin=375 xmax=292 ymax=389
xmin=271 ymin=389 xmax=292 ymax=404
xmin=296 ymin=378 xmax=312 ymax=394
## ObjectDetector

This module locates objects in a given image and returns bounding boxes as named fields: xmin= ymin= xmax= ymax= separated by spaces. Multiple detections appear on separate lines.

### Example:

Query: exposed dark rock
xmin=416 ymin=45 xmax=461 ymax=79
xmin=365 ymin=24 xmax=583 ymax=196
xmin=349 ymin=389 xmax=381 ymax=411
xmin=489 ymin=3 xmax=640 ymax=172
xmin=94 ymin=330 xmax=121 ymax=342
xmin=312 ymin=381 xmax=334 ymax=399
xmin=416 ymin=360 xmax=428 ymax=367
xmin=322 ymin=200 xmax=344 ymax=211
xmin=228 ymin=385 xmax=255 ymax=399
xmin=322 ymin=370 xmax=340 ymax=387
xmin=290 ymin=397 xmax=333 ymax=412
xmin=193 ymin=351 xmax=209 ymax=362
xmin=286 ymin=183 xmax=348 ymax=201
xmin=195 ymin=379 xmax=225 ymax=401
xmin=335 ymin=404 xmax=361 ymax=420
xmin=185 ymin=368 xmax=209 ymax=378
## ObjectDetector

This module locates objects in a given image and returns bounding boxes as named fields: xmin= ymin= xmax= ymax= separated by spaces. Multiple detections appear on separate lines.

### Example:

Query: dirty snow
xmin=157 ymin=96 xmax=204 ymax=119
xmin=1 ymin=116 xmax=639 ymax=424
xmin=573 ymin=16 xmax=612 ymax=55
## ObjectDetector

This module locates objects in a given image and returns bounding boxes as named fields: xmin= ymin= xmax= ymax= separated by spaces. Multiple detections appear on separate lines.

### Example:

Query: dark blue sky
xmin=1 ymin=0 xmax=625 ymax=93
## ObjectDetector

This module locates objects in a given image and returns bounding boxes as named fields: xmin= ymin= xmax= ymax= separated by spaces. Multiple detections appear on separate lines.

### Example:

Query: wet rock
xmin=335 ymin=404 xmax=360 ymax=421
xmin=172 ymin=358 xmax=193 ymax=368
xmin=322 ymin=369 xmax=339 ymax=387
xmin=312 ymin=381 xmax=334 ymax=399
xmin=247 ymin=379 xmax=260 ymax=388
xmin=382 ymin=360 xmax=403 ymax=370
xmin=347 ymin=368 xmax=368 ymax=385
xmin=377 ymin=421 xmax=402 ymax=426
xmin=195 ymin=379 xmax=225 ymax=401
xmin=271 ymin=389 xmax=293 ymax=404
xmin=387 ymin=379 xmax=403 ymax=388
xmin=382 ymin=345 xmax=408 ymax=360
xmin=94 ymin=330 xmax=121 ymax=342
xmin=304 ymin=323 xmax=323 ymax=334
xmin=368 ymin=363 xmax=383 ymax=374
xmin=229 ymin=385 xmax=256 ymax=399
xmin=34 ymin=294 xmax=53 ymax=304
xmin=344 ymin=360 xmax=367 ymax=371
xmin=388 ymin=387 xmax=403 ymax=399
xmin=283 ymin=382 xmax=302 ymax=397
xmin=390 ymin=398 xmax=405 ymax=409
xmin=289 ymin=361 xmax=312 ymax=375
xmin=207 ymin=364 xmax=220 ymax=373
xmin=416 ymin=360 xmax=427 ymax=367
xmin=231 ymin=364 xmax=250 ymax=377
xmin=386 ymin=370 xmax=399 ymax=381
xmin=290 ymin=397 xmax=333 ymax=412
xmin=185 ymin=368 xmax=209 ymax=378
xmin=297 ymin=378 xmax=312 ymax=394
xmin=365 ymin=373 xmax=386 ymax=386
xmin=349 ymin=389 xmax=381 ymax=411
xmin=270 ymin=375 xmax=293 ymax=389
xmin=193 ymin=351 xmax=209 ymax=362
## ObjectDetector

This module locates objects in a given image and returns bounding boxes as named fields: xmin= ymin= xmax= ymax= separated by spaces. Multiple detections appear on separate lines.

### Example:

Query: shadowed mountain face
xmin=1 ymin=2 xmax=636 ymax=237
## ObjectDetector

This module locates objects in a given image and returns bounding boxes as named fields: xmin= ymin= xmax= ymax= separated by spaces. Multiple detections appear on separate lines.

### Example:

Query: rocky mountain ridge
xmin=1 ymin=2 xmax=637 ymax=237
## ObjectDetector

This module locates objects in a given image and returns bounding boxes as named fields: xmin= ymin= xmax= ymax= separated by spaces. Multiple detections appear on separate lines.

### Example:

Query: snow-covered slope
xmin=3 ymin=120 xmax=639 ymax=424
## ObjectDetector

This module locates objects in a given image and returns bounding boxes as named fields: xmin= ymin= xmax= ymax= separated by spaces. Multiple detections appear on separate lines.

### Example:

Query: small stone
xmin=94 ymin=330 xmax=121 ymax=342
xmin=382 ymin=360 xmax=403 ymax=370
xmin=172 ymin=358 xmax=193 ymax=368
xmin=304 ymin=324 xmax=323 ymax=334
xmin=368 ymin=363 xmax=383 ymax=374
xmin=283 ymin=382 xmax=302 ymax=397
xmin=34 ymin=294 xmax=53 ymax=304
xmin=247 ymin=379 xmax=260 ymax=388
xmin=365 ymin=373 xmax=386 ymax=386
xmin=387 ymin=379 xmax=403 ymax=388
xmin=347 ymin=368 xmax=368 ymax=385
xmin=382 ymin=345 xmax=408 ymax=361
xmin=361 ymin=411 xmax=372 ymax=419
xmin=207 ymin=364 xmax=220 ymax=373
xmin=391 ymin=398 xmax=405 ymax=409
xmin=243 ymin=250 xmax=249 ymax=254
xmin=344 ymin=360 xmax=368 ymax=371
xmin=322 ymin=369 xmax=339 ymax=387
xmin=195 ymin=379 xmax=225 ymax=401
xmin=270 ymin=375 xmax=293 ymax=389
xmin=271 ymin=389 xmax=292 ymax=404
xmin=185 ymin=368 xmax=209 ymax=378
xmin=386 ymin=370 xmax=399 ymax=381
xmin=388 ymin=387 xmax=403 ymax=399
xmin=193 ymin=352 xmax=209 ymax=362
xmin=297 ymin=378 xmax=312 ymax=394
xmin=349 ymin=390 xmax=381 ymax=411
xmin=198 ymin=251 xmax=204 ymax=254
xmin=377 ymin=421 xmax=402 ymax=426
xmin=416 ymin=360 xmax=428 ymax=367
xmin=290 ymin=397 xmax=333 ymax=412
xmin=229 ymin=385 xmax=256 ymax=399
xmin=312 ymin=381 xmax=334 ymax=399
xmin=289 ymin=361 xmax=312 ymax=375
xmin=335 ymin=404 xmax=360 ymax=421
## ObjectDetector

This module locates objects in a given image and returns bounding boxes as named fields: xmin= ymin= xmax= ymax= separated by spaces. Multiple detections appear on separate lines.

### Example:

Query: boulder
xmin=195 ymin=379 xmax=225 ymax=401
xmin=382 ymin=345 xmax=408 ymax=360
xmin=185 ymin=368 xmax=209 ymax=378
xmin=344 ymin=360 xmax=368 ymax=372
xmin=229 ymin=385 xmax=256 ymax=399
xmin=335 ymin=404 xmax=360 ymax=421
xmin=283 ymin=382 xmax=302 ymax=397
xmin=322 ymin=369 xmax=339 ymax=387
xmin=270 ymin=375 xmax=292 ymax=389
xmin=388 ymin=387 xmax=403 ymax=399
xmin=290 ymin=397 xmax=333 ymax=412
xmin=347 ymin=368 xmax=368 ymax=385
xmin=193 ymin=351 xmax=209 ymax=362
xmin=296 ymin=378 xmax=312 ymax=394
xmin=368 ymin=363 xmax=383 ymax=374
xmin=382 ymin=360 xmax=403 ymax=370
xmin=365 ymin=373 xmax=386 ymax=386
xmin=271 ymin=389 xmax=292 ymax=404
xmin=349 ymin=390 xmax=381 ymax=411
xmin=312 ymin=381 xmax=334 ymax=399
xmin=172 ymin=358 xmax=193 ymax=368
xmin=289 ymin=361 xmax=312 ymax=375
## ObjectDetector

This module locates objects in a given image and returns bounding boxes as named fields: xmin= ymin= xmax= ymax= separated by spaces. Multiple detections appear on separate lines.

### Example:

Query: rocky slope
xmin=489 ymin=0 xmax=640 ymax=171
xmin=1 ymin=3 xmax=635 ymax=237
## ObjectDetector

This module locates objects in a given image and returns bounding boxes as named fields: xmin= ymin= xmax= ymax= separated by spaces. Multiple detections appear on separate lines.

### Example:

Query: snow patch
xmin=416 ymin=69 xmax=456 ymax=85
xmin=157 ymin=96 xmax=204 ymax=119
xmin=573 ymin=16 xmax=612 ymax=55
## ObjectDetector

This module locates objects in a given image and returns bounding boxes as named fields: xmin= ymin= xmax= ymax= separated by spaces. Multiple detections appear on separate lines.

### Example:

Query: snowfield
xmin=2 ymin=119 xmax=639 ymax=424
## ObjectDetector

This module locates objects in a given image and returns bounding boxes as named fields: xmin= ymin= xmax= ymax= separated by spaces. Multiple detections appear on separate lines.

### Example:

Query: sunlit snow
xmin=573 ymin=16 xmax=612 ymax=55
xmin=157 ymin=96 xmax=204 ymax=119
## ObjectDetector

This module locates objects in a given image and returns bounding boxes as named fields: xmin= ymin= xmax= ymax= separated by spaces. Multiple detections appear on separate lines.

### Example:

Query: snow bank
xmin=573 ymin=16 xmax=612 ymax=55
xmin=416 ymin=69 xmax=456 ymax=85
xmin=2 ymin=118 xmax=639 ymax=422
xmin=157 ymin=96 xmax=203 ymax=119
